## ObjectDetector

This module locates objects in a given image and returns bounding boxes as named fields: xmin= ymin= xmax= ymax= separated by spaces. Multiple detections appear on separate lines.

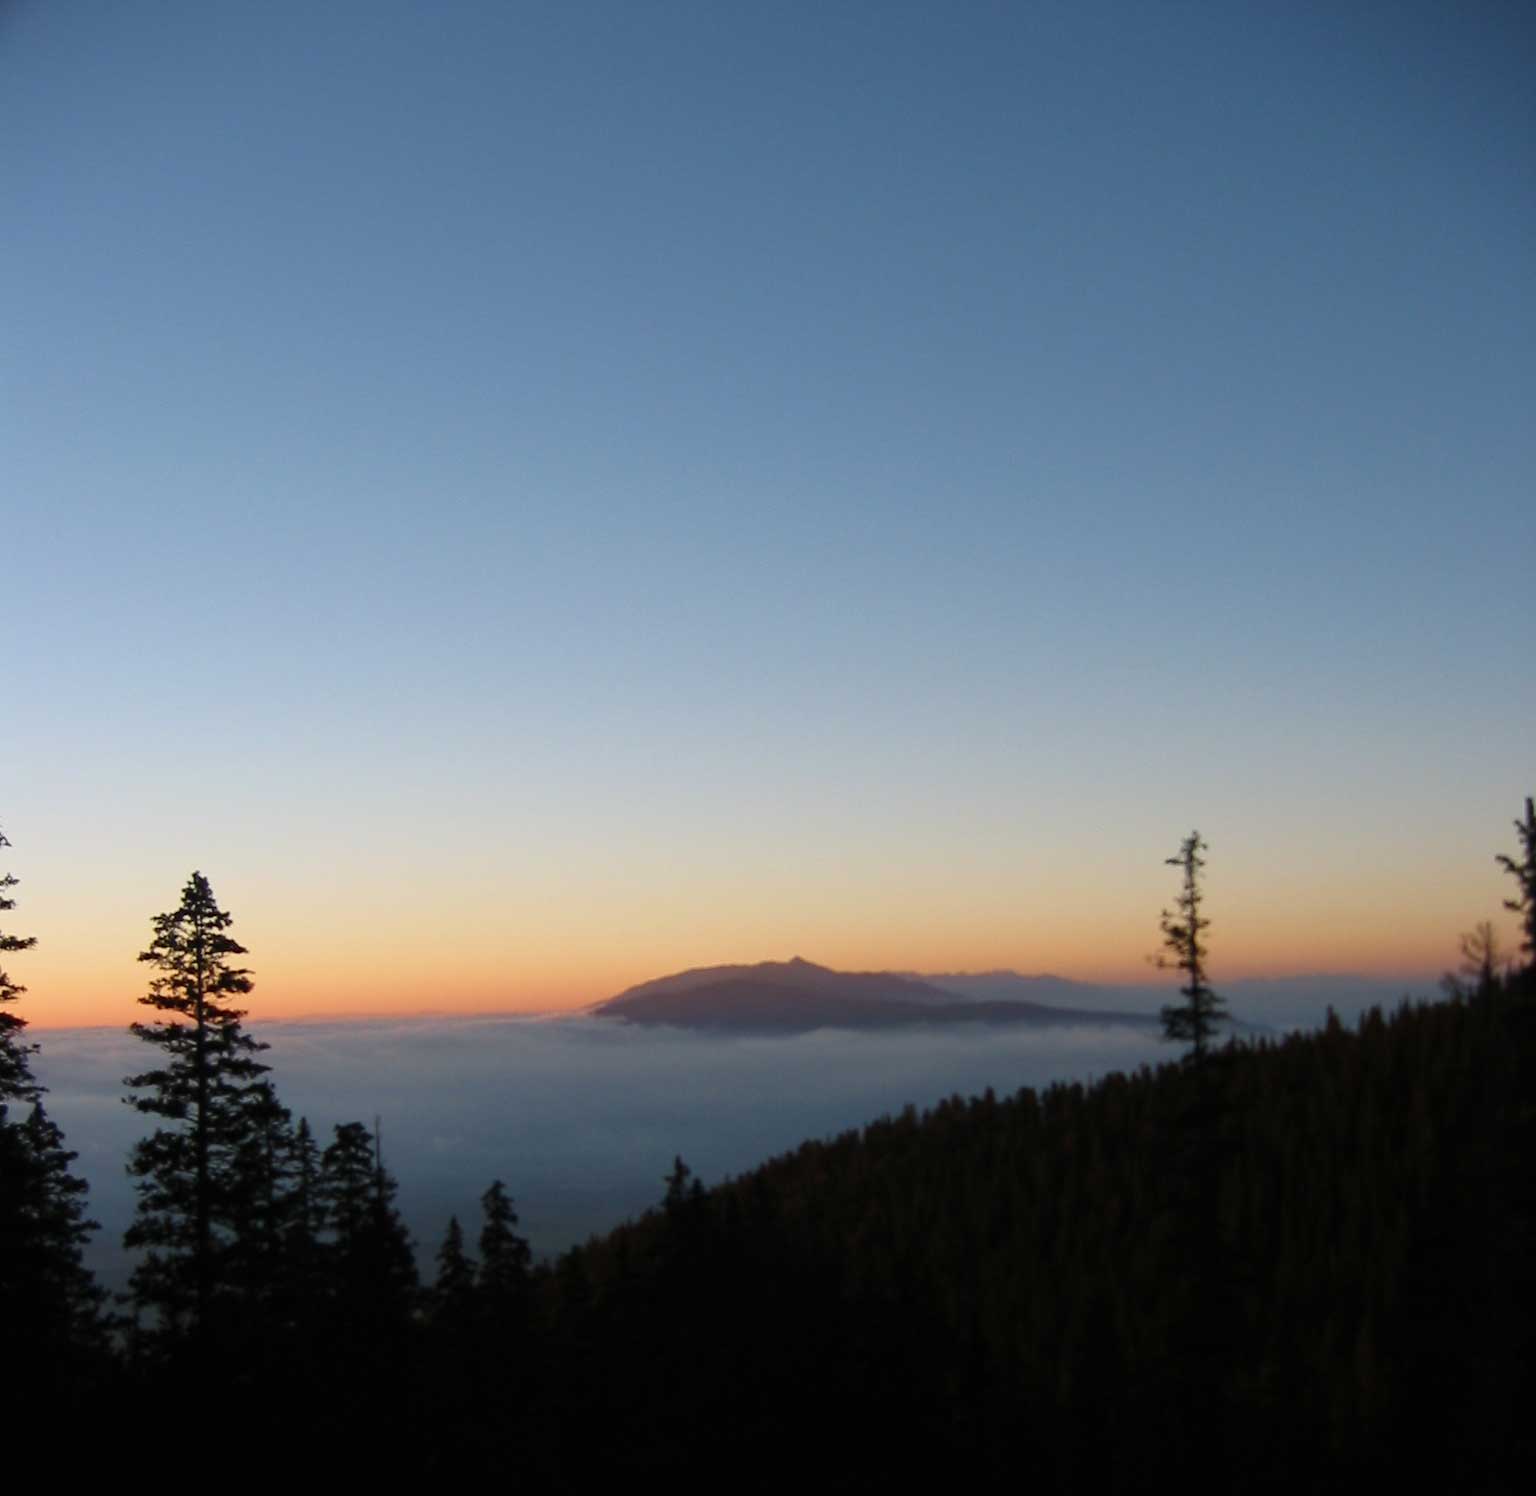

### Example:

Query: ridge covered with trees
xmin=1 ymin=808 xmax=1531 ymax=1488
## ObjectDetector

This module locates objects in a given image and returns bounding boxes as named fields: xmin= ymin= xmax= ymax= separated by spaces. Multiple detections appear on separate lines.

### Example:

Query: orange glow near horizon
xmin=19 ymin=912 xmax=1478 ymax=1030
xmin=9 ymin=814 xmax=1521 ymax=1029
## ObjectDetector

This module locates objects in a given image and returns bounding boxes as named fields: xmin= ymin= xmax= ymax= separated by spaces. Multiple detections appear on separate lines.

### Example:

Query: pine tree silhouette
xmin=1156 ymin=832 xmax=1227 ymax=1061
xmin=124 ymin=871 xmax=271 ymax=1336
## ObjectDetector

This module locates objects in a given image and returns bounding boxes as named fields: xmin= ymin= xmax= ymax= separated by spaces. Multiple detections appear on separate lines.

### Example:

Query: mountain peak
xmin=593 ymin=959 xmax=1162 ymax=1034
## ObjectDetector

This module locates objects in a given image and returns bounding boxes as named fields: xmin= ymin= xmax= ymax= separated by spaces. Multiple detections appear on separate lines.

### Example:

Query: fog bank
xmin=33 ymin=1014 xmax=1174 ymax=1288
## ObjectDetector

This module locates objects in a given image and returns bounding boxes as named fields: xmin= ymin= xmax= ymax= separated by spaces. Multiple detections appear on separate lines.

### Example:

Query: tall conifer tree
xmin=124 ymin=871 xmax=271 ymax=1334
xmin=1157 ymin=831 xmax=1226 ymax=1060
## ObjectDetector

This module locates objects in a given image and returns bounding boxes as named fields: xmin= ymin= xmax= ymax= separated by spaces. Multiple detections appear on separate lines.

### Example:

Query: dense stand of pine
xmin=531 ymin=972 xmax=1534 ymax=1491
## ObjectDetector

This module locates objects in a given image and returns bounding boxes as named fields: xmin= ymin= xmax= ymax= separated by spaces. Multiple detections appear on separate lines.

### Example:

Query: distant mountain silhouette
xmin=592 ymin=957 xmax=1160 ymax=1033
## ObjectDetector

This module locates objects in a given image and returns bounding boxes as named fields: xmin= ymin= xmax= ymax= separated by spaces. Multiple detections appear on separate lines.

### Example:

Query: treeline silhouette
xmin=3 ymin=805 xmax=1533 ymax=1488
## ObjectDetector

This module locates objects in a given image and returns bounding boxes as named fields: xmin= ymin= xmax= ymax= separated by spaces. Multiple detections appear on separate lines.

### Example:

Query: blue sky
xmin=4 ymin=1 xmax=1532 ymax=1020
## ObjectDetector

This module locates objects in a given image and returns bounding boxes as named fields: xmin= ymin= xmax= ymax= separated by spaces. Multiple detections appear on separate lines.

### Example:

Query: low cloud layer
xmin=34 ymin=1015 xmax=1176 ymax=1289
xmin=31 ymin=976 xmax=1428 ymax=1291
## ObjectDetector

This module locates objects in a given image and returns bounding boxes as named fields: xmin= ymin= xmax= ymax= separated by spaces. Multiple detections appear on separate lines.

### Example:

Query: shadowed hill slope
xmin=534 ymin=974 xmax=1533 ymax=1489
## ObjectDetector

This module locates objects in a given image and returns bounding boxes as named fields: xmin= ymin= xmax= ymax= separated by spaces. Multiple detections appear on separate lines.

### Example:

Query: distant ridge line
xmin=590 ymin=957 xmax=1161 ymax=1034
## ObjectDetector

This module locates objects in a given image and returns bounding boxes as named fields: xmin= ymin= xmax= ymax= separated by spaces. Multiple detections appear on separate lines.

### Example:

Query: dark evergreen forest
xmin=3 ymin=806 xmax=1533 ymax=1491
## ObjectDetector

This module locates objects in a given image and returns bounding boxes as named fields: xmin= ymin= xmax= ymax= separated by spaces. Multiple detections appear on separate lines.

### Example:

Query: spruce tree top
xmin=125 ymin=870 xmax=270 ymax=1117
xmin=135 ymin=871 xmax=254 ymax=1017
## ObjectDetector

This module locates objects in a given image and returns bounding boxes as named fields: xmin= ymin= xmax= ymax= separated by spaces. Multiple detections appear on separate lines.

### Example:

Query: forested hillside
xmin=527 ymin=972 xmax=1533 ymax=1490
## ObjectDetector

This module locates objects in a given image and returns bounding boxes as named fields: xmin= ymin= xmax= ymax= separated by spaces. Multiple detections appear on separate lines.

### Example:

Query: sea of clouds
xmin=31 ymin=974 xmax=1427 ymax=1291
xmin=33 ymin=1015 xmax=1171 ymax=1289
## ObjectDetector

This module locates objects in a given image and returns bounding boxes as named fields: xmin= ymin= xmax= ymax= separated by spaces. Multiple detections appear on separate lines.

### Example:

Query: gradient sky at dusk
xmin=5 ymin=1 xmax=1532 ymax=1025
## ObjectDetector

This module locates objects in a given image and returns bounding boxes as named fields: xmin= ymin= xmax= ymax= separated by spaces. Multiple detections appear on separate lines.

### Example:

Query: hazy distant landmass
xmin=591 ymin=958 xmax=1429 ymax=1034
xmin=592 ymin=957 xmax=1162 ymax=1033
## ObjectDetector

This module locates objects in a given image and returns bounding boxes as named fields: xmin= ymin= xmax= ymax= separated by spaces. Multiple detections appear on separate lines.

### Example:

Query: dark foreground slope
xmin=520 ymin=977 xmax=1533 ymax=1492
